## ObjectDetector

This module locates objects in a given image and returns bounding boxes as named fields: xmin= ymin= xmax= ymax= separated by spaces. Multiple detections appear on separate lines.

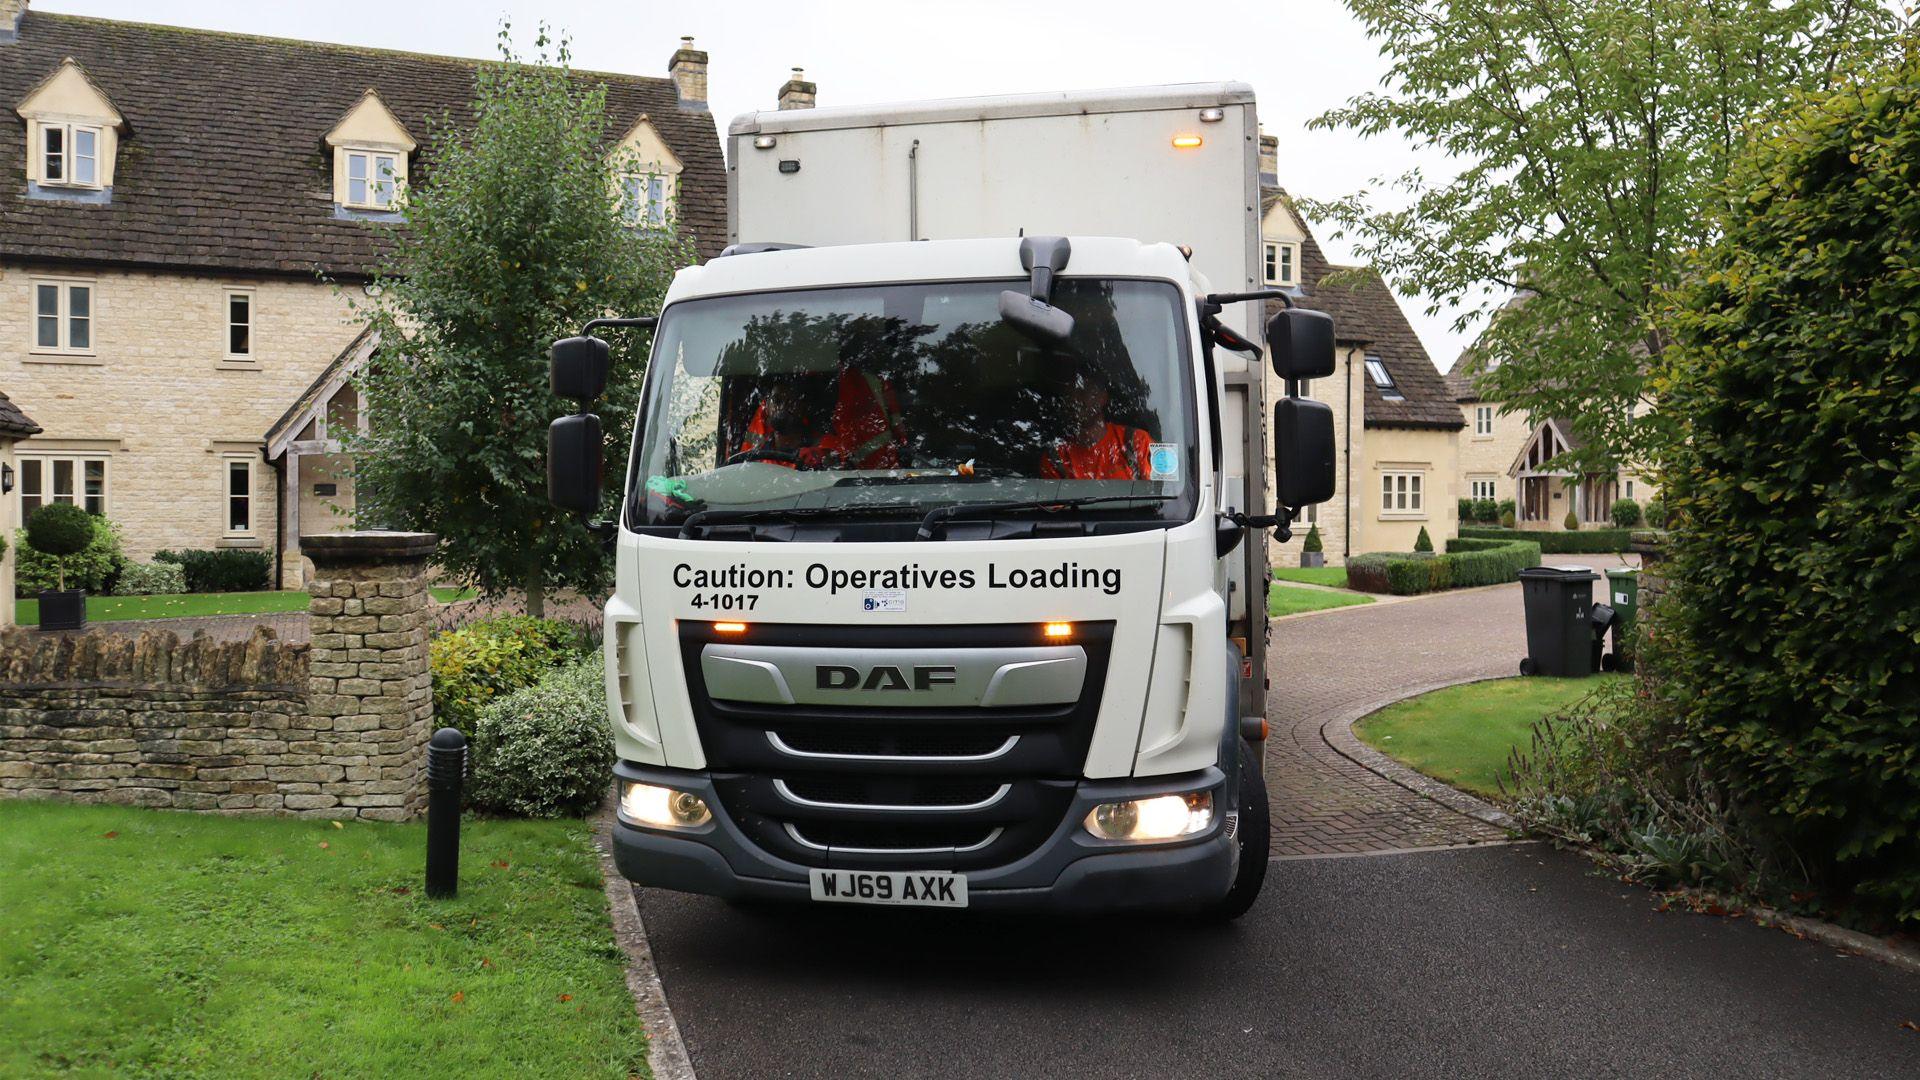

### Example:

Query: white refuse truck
xmin=546 ymin=83 xmax=1335 ymax=917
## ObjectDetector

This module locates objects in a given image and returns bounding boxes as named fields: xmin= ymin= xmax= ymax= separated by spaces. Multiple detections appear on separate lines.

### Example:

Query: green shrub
xmin=1413 ymin=526 xmax=1433 ymax=553
xmin=470 ymin=658 xmax=613 ymax=818
xmin=1457 ymin=497 xmax=1474 ymax=522
xmin=152 ymin=549 xmax=271 ymax=593
xmin=1644 ymin=499 xmax=1667 ymax=529
xmin=1499 ymin=509 xmax=1516 ymax=528
xmin=1302 ymin=524 xmax=1323 ymax=553
xmin=1656 ymin=46 xmax=1920 ymax=926
xmin=1471 ymin=498 xmax=1498 ymax=523
xmin=1348 ymin=539 xmax=1539 ymax=595
xmin=1497 ymin=498 xmax=1515 ymax=521
xmin=114 ymin=561 xmax=187 ymax=596
xmin=1611 ymin=498 xmax=1642 ymax=528
xmin=430 ymin=615 xmax=588 ymax=734
xmin=1460 ymin=526 xmax=1634 ymax=554
xmin=1563 ymin=508 xmax=1580 ymax=531
xmin=15 ymin=512 xmax=124 ymax=596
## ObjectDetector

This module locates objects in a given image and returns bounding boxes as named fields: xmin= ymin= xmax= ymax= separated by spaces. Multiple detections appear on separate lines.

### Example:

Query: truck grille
xmin=679 ymin=621 xmax=1113 ymax=869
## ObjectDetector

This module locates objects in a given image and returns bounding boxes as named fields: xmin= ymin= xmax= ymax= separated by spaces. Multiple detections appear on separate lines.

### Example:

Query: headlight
xmin=1084 ymin=791 xmax=1214 ymax=842
xmin=619 ymin=781 xmax=713 ymax=829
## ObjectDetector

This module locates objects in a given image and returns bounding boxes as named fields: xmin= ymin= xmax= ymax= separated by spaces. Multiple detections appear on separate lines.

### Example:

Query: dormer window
xmin=1262 ymin=240 xmax=1298 ymax=286
xmin=612 ymin=116 xmax=682 ymax=231
xmin=18 ymin=58 xmax=125 ymax=198
xmin=342 ymin=149 xmax=401 ymax=210
xmin=324 ymin=89 xmax=415 ymax=216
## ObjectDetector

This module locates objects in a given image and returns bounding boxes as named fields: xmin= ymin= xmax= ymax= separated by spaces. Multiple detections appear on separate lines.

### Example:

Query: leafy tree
xmin=1657 ymin=39 xmax=1920 ymax=924
xmin=23 ymin=504 xmax=94 ymax=592
xmin=1610 ymin=498 xmax=1642 ymax=527
xmin=1303 ymin=1 xmax=1899 ymax=471
xmin=349 ymin=28 xmax=691 ymax=615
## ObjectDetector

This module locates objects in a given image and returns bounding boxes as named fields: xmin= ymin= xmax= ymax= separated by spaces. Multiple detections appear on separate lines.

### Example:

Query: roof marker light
xmin=753 ymin=135 xmax=777 ymax=149
xmin=713 ymin=622 xmax=748 ymax=634
xmin=1172 ymin=134 xmax=1203 ymax=149
xmin=1198 ymin=108 xmax=1225 ymax=123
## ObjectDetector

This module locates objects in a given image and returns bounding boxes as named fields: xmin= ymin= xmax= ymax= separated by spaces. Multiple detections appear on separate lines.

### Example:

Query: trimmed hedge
xmin=470 ymin=658 xmax=614 ymax=818
xmin=152 ymin=549 xmax=272 ymax=593
xmin=1347 ymin=537 xmax=1540 ymax=595
xmin=1459 ymin=526 xmax=1636 ymax=554
xmin=114 ymin=561 xmax=188 ymax=596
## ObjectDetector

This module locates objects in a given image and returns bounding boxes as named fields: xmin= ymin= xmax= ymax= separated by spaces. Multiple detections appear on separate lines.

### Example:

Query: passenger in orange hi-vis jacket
xmin=1039 ymin=362 xmax=1153 ymax=480
xmin=739 ymin=368 xmax=905 ymax=470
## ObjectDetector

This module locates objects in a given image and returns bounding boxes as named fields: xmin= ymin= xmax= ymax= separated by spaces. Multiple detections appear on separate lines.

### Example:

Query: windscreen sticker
xmin=862 ymin=589 xmax=907 ymax=613
xmin=1147 ymin=443 xmax=1181 ymax=482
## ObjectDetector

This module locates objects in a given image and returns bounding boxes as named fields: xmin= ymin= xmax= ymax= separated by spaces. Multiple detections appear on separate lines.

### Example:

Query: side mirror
xmin=998 ymin=291 xmax=1075 ymax=345
xmin=1273 ymin=397 xmax=1336 ymax=507
xmin=1267 ymin=308 xmax=1336 ymax=381
xmin=547 ymin=412 xmax=604 ymax=515
xmin=550 ymin=336 xmax=611 ymax=403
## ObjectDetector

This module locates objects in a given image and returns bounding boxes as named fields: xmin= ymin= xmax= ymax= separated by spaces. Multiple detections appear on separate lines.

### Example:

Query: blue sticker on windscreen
xmin=1148 ymin=443 xmax=1180 ymax=482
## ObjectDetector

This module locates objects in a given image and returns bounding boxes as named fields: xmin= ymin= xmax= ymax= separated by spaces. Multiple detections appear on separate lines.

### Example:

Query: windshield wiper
xmin=679 ymin=503 xmax=919 ymax=538
xmin=916 ymin=495 xmax=1175 ymax=540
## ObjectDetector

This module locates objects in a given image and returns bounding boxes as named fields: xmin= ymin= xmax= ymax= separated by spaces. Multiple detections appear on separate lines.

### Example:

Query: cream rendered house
xmin=1 ymin=3 xmax=725 ymax=586
xmin=1257 ymin=138 xmax=1464 ymax=566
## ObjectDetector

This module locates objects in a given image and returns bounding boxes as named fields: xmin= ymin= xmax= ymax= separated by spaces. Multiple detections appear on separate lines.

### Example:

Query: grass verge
xmin=1354 ymin=675 xmax=1627 ymax=798
xmin=0 ymin=801 xmax=645 ymax=1078
xmin=1269 ymin=583 xmax=1373 ymax=617
xmin=14 ymin=586 xmax=479 ymax=624
xmin=1271 ymin=566 xmax=1349 ymax=588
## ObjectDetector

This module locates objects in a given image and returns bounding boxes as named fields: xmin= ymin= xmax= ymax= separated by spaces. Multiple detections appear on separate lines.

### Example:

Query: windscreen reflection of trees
xmin=687 ymin=281 xmax=1162 ymax=476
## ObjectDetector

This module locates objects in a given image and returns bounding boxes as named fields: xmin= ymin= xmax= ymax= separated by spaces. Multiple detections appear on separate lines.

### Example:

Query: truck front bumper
xmin=610 ymin=761 xmax=1236 ymax=913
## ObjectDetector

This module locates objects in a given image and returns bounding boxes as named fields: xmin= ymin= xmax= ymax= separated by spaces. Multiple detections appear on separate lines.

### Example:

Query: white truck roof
xmin=729 ymin=82 xmax=1256 ymax=135
xmin=664 ymin=236 xmax=1198 ymax=305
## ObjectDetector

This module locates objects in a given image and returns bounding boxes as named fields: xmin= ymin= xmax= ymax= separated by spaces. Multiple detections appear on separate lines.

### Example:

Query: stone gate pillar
xmin=300 ymin=531 xmax=438 ymax=820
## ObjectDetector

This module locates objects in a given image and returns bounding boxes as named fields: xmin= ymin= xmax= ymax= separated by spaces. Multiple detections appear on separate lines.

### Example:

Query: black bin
xmin=1518 ymin=565 xmax=1599 ymax=676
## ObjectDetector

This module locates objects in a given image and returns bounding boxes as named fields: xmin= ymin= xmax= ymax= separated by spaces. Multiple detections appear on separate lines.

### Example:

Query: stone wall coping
xmin=300 ymin=531 xmax=440 ymax=564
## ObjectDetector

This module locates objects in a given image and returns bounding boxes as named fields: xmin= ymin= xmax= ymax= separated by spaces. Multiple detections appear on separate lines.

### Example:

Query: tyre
xmin=1519 ymin=657 xmax=1538 ymax=676
xmin=1201 ymin=740 xmax=1270 ymax=921
xmin=1601 ymin=652 xmax=1619 ymax=672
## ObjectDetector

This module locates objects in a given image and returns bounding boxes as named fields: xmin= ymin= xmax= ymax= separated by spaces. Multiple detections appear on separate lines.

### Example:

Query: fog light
xmin=1084 ymin=791 xmax=1213 ymax=841
xmin=620 ymin=781 xmax=712 ymax=828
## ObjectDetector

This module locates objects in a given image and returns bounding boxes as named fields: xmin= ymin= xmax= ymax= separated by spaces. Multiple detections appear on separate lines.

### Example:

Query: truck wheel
xmin=1203 ymin=740 xmax=1270 ymax=921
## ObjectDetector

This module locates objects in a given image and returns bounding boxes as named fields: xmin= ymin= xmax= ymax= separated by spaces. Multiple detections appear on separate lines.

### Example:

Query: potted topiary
xmin=1300 ymin=524 xmax=1325 ymax=568
xmin=1413 ymin=525 xmax=1434 ymax=553
xmin=1563 ymin=508 xmax=1580 ymax=531
xmin=26 ymin=503 xmax=93 ymax=631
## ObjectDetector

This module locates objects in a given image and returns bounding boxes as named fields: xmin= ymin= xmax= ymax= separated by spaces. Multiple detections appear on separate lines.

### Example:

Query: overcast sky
xmin=40 ymin=0 xmax=1490 ymax=371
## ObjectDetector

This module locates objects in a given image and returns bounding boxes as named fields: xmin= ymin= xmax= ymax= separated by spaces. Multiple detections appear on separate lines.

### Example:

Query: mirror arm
xmin=580 ymin=315 xmax=657 ymax=336
xmin=1227 ymin=507 xmax=1297 ymax=544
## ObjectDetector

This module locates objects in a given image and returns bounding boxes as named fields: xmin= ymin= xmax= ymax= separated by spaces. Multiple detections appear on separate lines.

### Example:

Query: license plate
xmin=808 ymin=868 xmax=967 ymax=908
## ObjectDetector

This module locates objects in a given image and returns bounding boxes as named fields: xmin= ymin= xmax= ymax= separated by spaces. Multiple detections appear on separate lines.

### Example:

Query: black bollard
xmin=425 ymin=727 xmax=467 ymax=899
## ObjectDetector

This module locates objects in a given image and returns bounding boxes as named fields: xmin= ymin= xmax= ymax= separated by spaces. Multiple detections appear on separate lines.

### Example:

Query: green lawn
xmin=0 ymin=801 xmax=645 ymax=1078
xmin=1269 ymin=582 xmax=1374 ymax=617
xmin=1354 ymin=675 xmax=1627 ymax=798
xmin=1271 ymin=565 xmax=1349 ymax=588
xmin=15 ymin=586 xmax=479 ymax=624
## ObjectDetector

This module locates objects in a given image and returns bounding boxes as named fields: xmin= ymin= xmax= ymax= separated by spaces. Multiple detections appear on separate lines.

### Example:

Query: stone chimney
xmin=778 ymin=67 xmax=817 ymax=111
xmin=0 ymin=0 xmax=27 ymax=44
xmin=1258 ymin=130 xmax=1279 ymax=186
xmin=667 ymin=36 xmax=707 ymax=109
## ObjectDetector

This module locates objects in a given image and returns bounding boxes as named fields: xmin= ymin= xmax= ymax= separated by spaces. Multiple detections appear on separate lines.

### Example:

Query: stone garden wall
xmin=0 ymin=531 xmax=439 ymax=820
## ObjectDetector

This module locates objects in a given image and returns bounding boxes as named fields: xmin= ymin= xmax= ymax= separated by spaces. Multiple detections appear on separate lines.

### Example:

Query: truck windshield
xmin=629 ymin=278 xmax=1197 ymax=534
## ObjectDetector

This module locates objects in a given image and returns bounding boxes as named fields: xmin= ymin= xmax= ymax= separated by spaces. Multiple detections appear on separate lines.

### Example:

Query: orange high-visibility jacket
xmin=1039 ymin=422 xmax=1154 ymax=480
xmin=741 ymin=370 xmax=904 ymax=469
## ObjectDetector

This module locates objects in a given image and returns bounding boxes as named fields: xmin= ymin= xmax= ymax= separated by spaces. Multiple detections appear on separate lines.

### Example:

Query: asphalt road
xmin=635 ymin=844 xmax=1920 ymax=1079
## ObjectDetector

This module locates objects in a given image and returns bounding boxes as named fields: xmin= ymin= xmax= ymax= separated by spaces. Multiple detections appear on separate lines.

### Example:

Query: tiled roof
xmin=0 ymin=11 xmax=727 ymax=276
xmin=0 ymin=389 xmax=40 ymax=439
xmin=1445 ymin=365 xmax=1480 ymax=403
xmin=1263 ymin=187 xmax=1463 ymax=430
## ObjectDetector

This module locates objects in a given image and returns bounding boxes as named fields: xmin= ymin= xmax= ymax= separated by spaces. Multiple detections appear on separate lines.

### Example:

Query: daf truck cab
xmin=547 ymin=84 xmax=1335 ymax=917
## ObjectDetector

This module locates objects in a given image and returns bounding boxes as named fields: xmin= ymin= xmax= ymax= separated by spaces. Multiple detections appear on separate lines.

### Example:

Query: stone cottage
xmin=0 ymin=1 xmax=725 ymax=586
xmin=1257 ymin=136 xmax=1465 ymax=565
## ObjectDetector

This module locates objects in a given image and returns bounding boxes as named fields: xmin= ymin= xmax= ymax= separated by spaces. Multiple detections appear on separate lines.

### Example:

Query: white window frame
xmin=622 ymin=171 xmax=673 ymax=228
xmin=1379 ymin=470 xmax=1426 ymax=519
xmin=1364 ymin=356 xmax=1404 ymax=400
xmin=1469 ymin=477 xmax=1498 ymax=501
xmin=1474 ymin=405 xmax=1494 ymax=437
xmin=18 ymin=454 xmax=108 ymax=521
xmin=225 ymin=289 xmax=255 ymax=360
xmin=1261 ymin=240 xmax=1298 ymax=287
xmin=223 ymin=456 xmax=256 ymax=538
xmin=341 ymin=148 xmax=403 ymax=210
xmin=37 ymin=122 xmax=104 ymax=189
xmin=31 ymin=278 xmax=95 ymax=356
xmin=1625 ymin=479 xmax=1634 ymax=499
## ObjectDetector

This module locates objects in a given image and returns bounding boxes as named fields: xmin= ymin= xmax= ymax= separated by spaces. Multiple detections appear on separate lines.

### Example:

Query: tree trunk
xmin=524 ymin=569 xmax=545 ymax=620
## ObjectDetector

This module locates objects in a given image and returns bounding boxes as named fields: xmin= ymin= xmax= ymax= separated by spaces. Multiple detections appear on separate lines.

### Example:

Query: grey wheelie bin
xmin=1518 ymin=565 xmax=1599 ymax=676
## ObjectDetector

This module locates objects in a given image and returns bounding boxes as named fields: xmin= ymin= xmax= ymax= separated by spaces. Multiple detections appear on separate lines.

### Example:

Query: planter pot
xmin=1300 ymin=552 xmax=1325 ymax=568
xmin=38 ymin=590 xmax=87 ymax=631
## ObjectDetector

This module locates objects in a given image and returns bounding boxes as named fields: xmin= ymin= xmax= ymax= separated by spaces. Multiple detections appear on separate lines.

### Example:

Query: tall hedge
xmin=1347 ymin=538 xmax=1539 ymax=595
xmin=1658 ymin=45 xmax=1920 ymax=925
xmin=1459 ymin=526 xmax=1635 ymax=554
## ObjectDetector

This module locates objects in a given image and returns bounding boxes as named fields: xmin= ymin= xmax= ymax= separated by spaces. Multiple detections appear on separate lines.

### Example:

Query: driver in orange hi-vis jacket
xmin=1039 ymin=362 xmax=1153 ymax=480
xmin=739 ymin=368 xmax=905 ymax=470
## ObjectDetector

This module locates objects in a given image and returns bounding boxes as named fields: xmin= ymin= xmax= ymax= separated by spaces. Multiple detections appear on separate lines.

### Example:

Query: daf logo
xmin=816 ymin=664 xmax=958 ymax=692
